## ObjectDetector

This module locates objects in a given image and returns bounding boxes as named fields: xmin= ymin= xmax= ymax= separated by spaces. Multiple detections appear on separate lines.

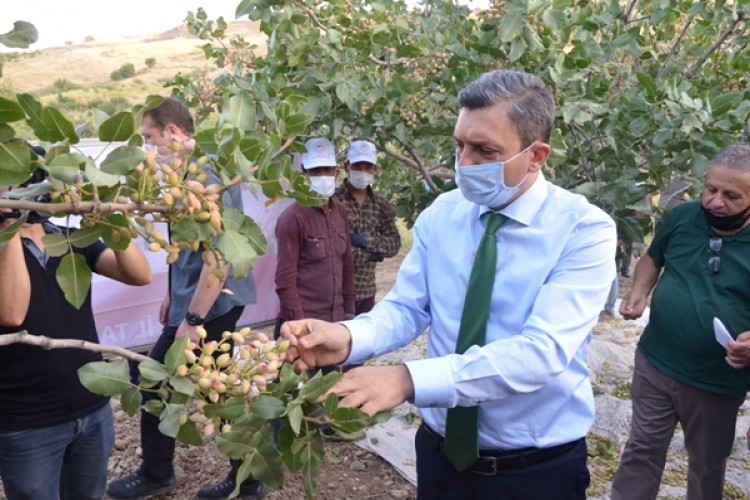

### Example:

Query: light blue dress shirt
xmin=343 ymin=173 xmax=616 ymax=450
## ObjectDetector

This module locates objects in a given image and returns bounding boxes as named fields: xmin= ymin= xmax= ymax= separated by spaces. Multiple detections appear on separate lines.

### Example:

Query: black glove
xmin=369 ymin=252 xmax=384 ymax=262
xmin=350 ymin=233 xmax=366 ymax=248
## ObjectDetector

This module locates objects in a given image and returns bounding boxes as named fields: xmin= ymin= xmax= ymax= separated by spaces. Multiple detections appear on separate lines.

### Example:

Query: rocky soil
xmin=3 ymin=252 xmax=750 ymax=499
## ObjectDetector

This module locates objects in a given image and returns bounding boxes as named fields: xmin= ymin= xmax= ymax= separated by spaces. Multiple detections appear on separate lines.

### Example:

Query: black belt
xmin=421 ymin=423 xmax=582 ymax=475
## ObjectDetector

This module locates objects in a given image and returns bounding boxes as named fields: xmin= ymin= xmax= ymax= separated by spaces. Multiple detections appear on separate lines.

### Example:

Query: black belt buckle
xmin=472 ymin=457 xmax=498 ymax=476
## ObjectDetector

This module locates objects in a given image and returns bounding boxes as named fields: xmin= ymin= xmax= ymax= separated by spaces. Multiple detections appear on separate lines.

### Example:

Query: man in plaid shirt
xmin=334 ymin=140 xmax=401 ymax=314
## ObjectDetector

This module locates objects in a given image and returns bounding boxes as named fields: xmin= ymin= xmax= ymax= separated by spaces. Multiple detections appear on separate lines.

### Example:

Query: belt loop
xmin=519 ymin=452 xmax=527 ymax=468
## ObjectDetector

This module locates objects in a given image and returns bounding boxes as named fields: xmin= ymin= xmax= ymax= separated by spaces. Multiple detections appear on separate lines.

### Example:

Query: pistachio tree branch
xmin=381 ymin=132 xmax=444 ymax=191
xmin=0 ymin=330 xmax=150 ymax=362
xmin=657 ymin=15 xmax=695 ymax=80
xmin=0 ymin=199 xmax=169 ymax=215
xmin=685 ymin=12 xmax=746 ymax=79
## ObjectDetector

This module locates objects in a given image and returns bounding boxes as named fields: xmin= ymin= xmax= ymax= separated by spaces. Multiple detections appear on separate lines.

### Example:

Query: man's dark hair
xmin=458 ymin=70 xmax=555 ymax=147
xmin=143 ymin=96 xmax=195 ymax=136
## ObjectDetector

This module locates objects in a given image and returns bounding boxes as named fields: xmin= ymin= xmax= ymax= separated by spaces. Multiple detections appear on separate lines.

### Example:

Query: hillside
xmin=2 ymin=20 xmax=265 ymax=100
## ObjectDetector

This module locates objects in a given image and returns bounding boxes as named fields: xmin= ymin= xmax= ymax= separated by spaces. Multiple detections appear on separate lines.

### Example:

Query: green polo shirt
xmin=639 ymin=201 xmax=750 ymax=396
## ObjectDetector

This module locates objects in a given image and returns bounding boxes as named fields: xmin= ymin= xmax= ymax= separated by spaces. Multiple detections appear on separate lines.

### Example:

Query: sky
xmin=6 ymin=0 xmax=243 ymax=50
xmin=7 ymin=1 xmax=491 ymax=51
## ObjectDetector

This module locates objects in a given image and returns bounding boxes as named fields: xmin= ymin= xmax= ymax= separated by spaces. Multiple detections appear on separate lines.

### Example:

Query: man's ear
xmin=529 ymin=142 xmax=551 ymax=172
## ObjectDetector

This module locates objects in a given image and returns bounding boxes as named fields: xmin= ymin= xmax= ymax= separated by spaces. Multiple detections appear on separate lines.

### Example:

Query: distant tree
xmin=145 ymin=57 xmax=156 ymax=68
xmin=53 ymin=78 xmax=77 ymax=92
xmin=110 ymin=63 xmax=136 ymax=81
xmin=85 ymin=35 xmax=95 ymax=43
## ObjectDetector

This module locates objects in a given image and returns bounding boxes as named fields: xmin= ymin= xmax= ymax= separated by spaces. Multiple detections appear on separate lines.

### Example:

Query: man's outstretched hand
xmin=280 ymin=319 xmax=352 ymax=372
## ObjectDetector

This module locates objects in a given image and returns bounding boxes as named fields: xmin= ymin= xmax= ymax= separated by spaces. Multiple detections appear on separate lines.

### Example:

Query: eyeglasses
xmin=708 ymin=236 xmax=722 ymax=273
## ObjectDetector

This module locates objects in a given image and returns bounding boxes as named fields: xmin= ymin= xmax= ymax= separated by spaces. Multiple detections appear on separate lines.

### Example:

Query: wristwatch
xmin=185 ymin=312 xmax=205 ymax=326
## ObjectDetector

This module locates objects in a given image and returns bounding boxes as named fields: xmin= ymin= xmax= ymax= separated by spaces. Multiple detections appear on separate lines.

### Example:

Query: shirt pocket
xmin=302 ymin=236 xmax=327 ymax=262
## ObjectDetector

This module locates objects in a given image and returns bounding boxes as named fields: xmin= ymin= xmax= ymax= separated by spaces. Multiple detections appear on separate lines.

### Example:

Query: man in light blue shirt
xmin=281 ymin=70 xmax=616 ymax=499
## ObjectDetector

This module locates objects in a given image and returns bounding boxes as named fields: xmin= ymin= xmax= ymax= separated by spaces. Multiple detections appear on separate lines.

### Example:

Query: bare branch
xmin=0 ymin=330 xmax=150 ymax=362
xmin=623 ymin=0 xmax=638 ymax=23
xmin=657 ymin=15 xmax=695 ymax=80
xmin=381 ymin=133 xmax=442 ymax=193
xmin=685 ymin=12 xmax=747 ymax=79
xmin=292 ymin=0 xmax=328 ymax=32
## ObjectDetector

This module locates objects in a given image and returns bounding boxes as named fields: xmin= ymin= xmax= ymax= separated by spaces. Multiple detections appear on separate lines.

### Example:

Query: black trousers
xmin=415 ymin=425 xmax=589 ymax=500
xmin=138 ymin=307 xmax=244 ymax=481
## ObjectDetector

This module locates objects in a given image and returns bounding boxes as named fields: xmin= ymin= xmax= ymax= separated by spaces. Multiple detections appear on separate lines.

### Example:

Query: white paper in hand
xmin=713 ymin=317 xmax=734 ymax=348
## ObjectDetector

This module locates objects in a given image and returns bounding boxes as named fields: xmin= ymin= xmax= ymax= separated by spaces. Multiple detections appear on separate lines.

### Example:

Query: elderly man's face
xmin=702 ymin=164 xmax=750 ymax=216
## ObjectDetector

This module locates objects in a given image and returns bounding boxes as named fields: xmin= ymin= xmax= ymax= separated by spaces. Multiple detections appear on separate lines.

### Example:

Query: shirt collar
xmin=479 ymin=172 xmax=547 ymax=226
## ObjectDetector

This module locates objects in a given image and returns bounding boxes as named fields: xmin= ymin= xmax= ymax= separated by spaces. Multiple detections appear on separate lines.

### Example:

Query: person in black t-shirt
xmin=0 ymin=167 xmax=152 ymax=500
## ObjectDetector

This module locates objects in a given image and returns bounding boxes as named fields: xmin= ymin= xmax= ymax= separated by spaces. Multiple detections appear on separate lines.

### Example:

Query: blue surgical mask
xmin=455 ymin=144 xmax=533 ymax=208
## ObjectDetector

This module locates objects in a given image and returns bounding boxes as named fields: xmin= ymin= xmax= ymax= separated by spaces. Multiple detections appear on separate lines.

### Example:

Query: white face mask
xmin=348 ymin=171 xmax=373 ymax=189
xmin=455 ymin=144 xmax=533 ymax=208
xmin=309 ymin=176 xmax=336 ymax=198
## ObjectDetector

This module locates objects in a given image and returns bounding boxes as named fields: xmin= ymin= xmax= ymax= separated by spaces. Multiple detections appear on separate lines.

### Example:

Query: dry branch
xmin=0 ymin=330 xmax=150 ymax=362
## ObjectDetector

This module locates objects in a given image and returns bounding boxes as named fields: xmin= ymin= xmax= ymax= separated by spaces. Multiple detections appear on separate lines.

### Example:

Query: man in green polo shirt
xmin=611 ymin=144 xmax=750 ymax=500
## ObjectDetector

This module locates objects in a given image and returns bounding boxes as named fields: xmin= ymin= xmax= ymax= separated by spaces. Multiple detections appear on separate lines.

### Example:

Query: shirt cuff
xmin=341 ymin=319 xmax=377 ymax=365
xmin=404 ymin=357 xmax=455 ymax=408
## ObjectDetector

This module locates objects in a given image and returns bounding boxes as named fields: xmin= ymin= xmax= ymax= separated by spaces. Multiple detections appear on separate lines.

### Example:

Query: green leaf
xmin=282 ymin=113 xmax=314 ymax=136
xmin=299 ymin=371 xmax=341 ymax=402
xmin=101 ymin=214 xmax=131 ymax=251
xmin=242 ymin=439 xmax=285 ymax=488
xmin=99 ymin=111 xmax=135 ymax=141
xmin=40 ymin=107 xmax=78 ymax=143
xmin=158 ymin=403 xmax=185 ymax=438
xmin=279 ymin=425 xmax=304 ymax=472
xmin=169 ymin=375 xmax=196 ymax=395
xmin=204 ymin=396 xmax=248 ymax=420
xmin=176 ymin=420 xmax=203 ymax=446
xmin=0 ymin=213 xmax=28 ymax=250
xmin=100 ymin=146 xmax=147 ymax=176
xmin=223 ymin=90 xmax=256 ymax=130
xmin=68 ymin=226 xmax=106 ymax=249
xmin=249 ymin=394 xmax=286 ymax=419
xmin=170 ymin=217 xmax=215 ymax=244
xmin=371 ymin=411 xmax=392 ymax=425
xmin=0 ymin=21 xmax=38 ymax=49
xmin=56 ymin=252 xmax=92 ymax=309
xmin=16 ymin=94 xmax=43 ymax=131
xmin=78 ymin=361 xmax=131 ymax=395
xmin=120 ymin=386 xmax=143 ymax=416
xmin=0 ymin=140 xmax=33 ymax=184
xmin=0 ymin=97 xmax=26 ymax=123
xmin=498 ymin=7 xmax=526 ymax=42
xmin=41 ymin=233 xmax=69 ymax=257
xmin=85 ymin=160 xmax=121 ymax=187
xmin=217 ymin=228 xmax=257 ymax=279
xmin=329 ymin=406 xmax=370 ymax=434
xmin=138 ymin=358 xmax=170 ymax=384
xmin=287 ymin=403 xmax=304 ymax=435
xmin=48 ymin=153 xmax=85 ymax=184
xmin=164 ymin=334 xmax=189 ymax=372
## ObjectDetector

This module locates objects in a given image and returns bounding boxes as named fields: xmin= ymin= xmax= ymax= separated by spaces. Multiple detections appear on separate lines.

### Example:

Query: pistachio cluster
xmin=178 ymin=327 xmax=289 ymax=438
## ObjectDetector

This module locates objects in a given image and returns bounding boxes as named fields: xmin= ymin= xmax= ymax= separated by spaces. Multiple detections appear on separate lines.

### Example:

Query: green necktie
xmin=443 ymin=212 xmax=506 ymax=472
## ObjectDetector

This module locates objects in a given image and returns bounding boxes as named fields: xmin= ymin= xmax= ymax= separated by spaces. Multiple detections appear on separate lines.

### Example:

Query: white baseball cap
xmin=301 ymin=138 xmax=337 ymax=169
xmin=347 ymin=140 xmax=377 ymax=165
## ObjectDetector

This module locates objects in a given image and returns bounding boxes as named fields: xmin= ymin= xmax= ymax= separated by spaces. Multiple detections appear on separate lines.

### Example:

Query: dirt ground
xmin=0 ymin=251 xmax=633 ymax=500
xmin=103 ymin=252 xmax=414 ymax=500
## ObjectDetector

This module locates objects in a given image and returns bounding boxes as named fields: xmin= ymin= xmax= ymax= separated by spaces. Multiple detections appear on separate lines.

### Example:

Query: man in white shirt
xmin=280 ymin=70 xmax=616 ymax=499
